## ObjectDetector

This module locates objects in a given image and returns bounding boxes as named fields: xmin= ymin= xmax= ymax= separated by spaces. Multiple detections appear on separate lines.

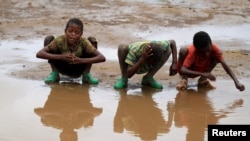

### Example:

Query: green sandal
xmin=44 ymin=71 xmax=60 ymax=84
xmin=82 ymin=73 xmax=99 ymax=84
xmin=141 ymin=76 xmax=163 ymax=89
xmin=114 ymin=77 xmax=128 ymax=89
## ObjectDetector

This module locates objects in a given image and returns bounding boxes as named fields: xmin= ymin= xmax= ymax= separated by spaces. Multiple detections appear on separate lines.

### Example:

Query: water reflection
xmin=34 ymin=83 xmax=103 ymax=141
xmin=166 ymin=88 xmax=243 ymax=141
xmin=113 ymin=88 xmax=169 ymax=141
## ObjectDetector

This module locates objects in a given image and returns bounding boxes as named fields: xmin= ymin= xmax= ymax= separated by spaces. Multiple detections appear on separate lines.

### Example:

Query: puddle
xmin=0 ymin=76 xmax=249 ymax=141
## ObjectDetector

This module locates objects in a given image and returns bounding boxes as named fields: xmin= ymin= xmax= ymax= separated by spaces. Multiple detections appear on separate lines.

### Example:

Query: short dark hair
xmin=65 ymin=18 xmax=84 ymax=32
xmin=150 ymin=41 xmax=164 ymax=62
xmin=193 ymin=31 xmax=212 ymax=49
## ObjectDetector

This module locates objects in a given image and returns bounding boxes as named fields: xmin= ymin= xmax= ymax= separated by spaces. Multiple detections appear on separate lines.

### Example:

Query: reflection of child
xmin=113 ymin=89 xmax=169 ymax=140
xmin=36 ymin=18 xmax=106 ymax=84
xmin=34 ymin=84 xmax=103 ymax=141
xmin=176 ymin=31 xmax=245 ymax=91
xmin=167 ymin=88 xmax=244 ymax=141
xmin=114 ymin=40 xmax=178 ymax=89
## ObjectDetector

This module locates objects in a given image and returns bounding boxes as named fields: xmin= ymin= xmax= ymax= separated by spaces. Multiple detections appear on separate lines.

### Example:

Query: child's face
xmin=65 ymin=23 xmax=82 ymax=45
xmin=196 ymin=44 xmax=212 ymax=57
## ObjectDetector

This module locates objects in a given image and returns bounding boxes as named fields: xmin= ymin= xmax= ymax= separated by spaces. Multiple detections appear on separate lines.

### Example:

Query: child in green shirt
xmin=36 ymin=18 xmax=106 ymax=84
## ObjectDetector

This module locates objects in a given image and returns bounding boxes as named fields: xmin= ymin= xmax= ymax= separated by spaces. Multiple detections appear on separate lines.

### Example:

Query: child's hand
xmin=169 ymin=64 xmax=178 ymax=76
xmin=70 ymin=56 xmax=82 ymax=64
xmin=235 ymin=82 xmax=245 ymax=91
xmin=202 ymin=72 xmax=216 ymax=81
xmin=142 ymin=45 xmax=153 ymax=59
xmin=61 ymin=52 xmax=73 ymax=62
xmin=62 ymin=52 xmax=77 ymax=64
xmin=68 ymin=53 xmax=81 ymax=64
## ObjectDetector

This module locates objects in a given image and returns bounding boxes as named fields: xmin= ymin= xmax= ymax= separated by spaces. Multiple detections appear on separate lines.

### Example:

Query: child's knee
xmin=118 ymin=44 xmax=129 ymax=51
xmin=178 ymin=47 xmax=189 ymax=62
xmin=179 ymin=47 xmax=188 ymax=57
xmin=44 ymin=35 xmax=55 ymax=46
xmin=88 ymin=36 xmax=98 ymax=48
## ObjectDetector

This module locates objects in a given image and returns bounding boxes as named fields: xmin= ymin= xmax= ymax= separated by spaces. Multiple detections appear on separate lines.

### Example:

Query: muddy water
xmin=0 ymin=75 xmax=249 ymax=141
xmin=1 ymin=25 xmax=250 ymax=141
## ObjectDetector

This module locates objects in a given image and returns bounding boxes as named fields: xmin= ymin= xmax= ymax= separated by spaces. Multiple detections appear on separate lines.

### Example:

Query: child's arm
xmin=73 ymin=50 xmax=106 ymax=64
xmin=36 ymin=46 xmax=64 ymax=60
xmin=169 ymin=40 xmax=178 ymax=76
xmin=180 ymin=65 xmax=216 ymax=81
xmin=126 ymin=45 xmax=152 ymax=78
xmin=220 ymin=60 xmax=245 ymax=91
xmin=36 ymin=46 xmax=76 ymax=63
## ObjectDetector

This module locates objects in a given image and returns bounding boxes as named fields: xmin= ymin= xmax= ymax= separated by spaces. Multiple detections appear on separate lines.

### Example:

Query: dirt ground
xmin=1 ymin=0 xmax=250 ymax=87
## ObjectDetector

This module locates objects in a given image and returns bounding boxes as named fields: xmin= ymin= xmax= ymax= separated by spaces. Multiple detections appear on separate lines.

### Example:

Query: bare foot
xmin=176 ymin=79 xmax=187 ymax=90
xmin=198 ymin=80 xmax=216 ymax=89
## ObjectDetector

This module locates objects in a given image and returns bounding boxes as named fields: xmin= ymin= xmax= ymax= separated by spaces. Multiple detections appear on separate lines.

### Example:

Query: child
xmin=176 ymin=31 xmax=245 ymax=91
xmin=114 ymin=40 xmax=178 ymax=89
xmin=36 ymin=18 xmax=106 ymax=84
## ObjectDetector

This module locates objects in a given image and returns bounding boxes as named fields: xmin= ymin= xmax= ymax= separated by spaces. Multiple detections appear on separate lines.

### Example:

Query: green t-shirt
xmin=48 ymin=35 xmax=96 ymax=57
xmin=125 ymin=40 xmax=170 ymax=74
